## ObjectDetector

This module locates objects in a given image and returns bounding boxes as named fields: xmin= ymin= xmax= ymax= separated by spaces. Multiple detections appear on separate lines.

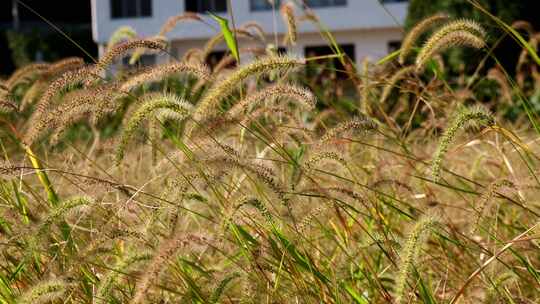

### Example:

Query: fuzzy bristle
xmin=399 ymin=13 xmax=449 ymax=64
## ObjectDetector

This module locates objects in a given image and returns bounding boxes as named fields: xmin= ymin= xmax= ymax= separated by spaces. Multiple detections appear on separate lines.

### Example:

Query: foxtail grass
xmin=379 ymin=66 xmax=415 ymax=104
xmin=190 ymin=55 xmax=305 ymax=129
xmin=318 ymin=116 xmax=377 ymax=144
xmin=399 ymin=13 xmax=449 ymax=64
xmin=17 ymin=279 xmax=68 ymax=304
xmin=96 ymin=250 xmax=152 ymax=303
xmin=96 ymin=38 xmax=168 ymax=73
xmin=394 ymin=216 xmax=438 ymax=304
xmin=115 ymin=93 xmax=192 ymax=164
xmin=120 ymin=62 xmax=211 ymax=93
xmin=281 ymin=3 xmax=297 ymax=45
xmin=416 ymin=30 xmax=485 ymax=72
xmin=472 ymin=179 xmax=515 ymax=233
xmin=5 ymin=63 xmax=50 ymax=90
xmin=130 ymin=234 xmax=206 ymax=304
xmin=107 ymin=26 xmax=137 ymax=48
xmin=158 ymin=12 xmax=202 ymax=36
xmin=416 ymin=19 xmax=486 ymax=71
xmin=228 ymin=83 xmax=316 ymax=117
xmin=431 ymin=106 xmax=495 ymax=182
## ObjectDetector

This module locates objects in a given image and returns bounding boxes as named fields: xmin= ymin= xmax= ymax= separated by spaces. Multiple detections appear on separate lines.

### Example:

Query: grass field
xmin=1 ymin=4 xmax=540 ymax=304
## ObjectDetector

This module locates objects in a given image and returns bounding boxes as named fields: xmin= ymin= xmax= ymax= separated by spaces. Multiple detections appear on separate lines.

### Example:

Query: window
xmin=111 ymin=0 xmax=152 ymax=19
xmin=122 ymin=54 xmax=156 ymax=67
xmin=206 ymin=51 xmax=229 ymax=68
xmin=185 ymin=0 xmax=227 ymax=13
xmin=276 ymin=47 xmax=287 ymax=55
xmin=304 ymin=0 xmax=347 ymax=8
xmin=388 ymin=41 xmax=402 ymax=53
xmin=304 ymin=44 xmax=355 ymax=78
xmin=305 ymin=44 xmax=355 ymax=62
xmin=250 ymin=0 xmax=280 ymax=11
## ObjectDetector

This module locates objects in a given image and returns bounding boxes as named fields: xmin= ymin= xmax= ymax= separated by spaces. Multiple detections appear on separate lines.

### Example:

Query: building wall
xmin=168 ymin=28 xmax=402 ymax=63
xmin=91 ymin=0 xmax=407 ymax=62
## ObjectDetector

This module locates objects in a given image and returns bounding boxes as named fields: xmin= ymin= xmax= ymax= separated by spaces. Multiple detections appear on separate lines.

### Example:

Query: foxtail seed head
xmin=115 ymin=93 xmax=192 ymax=164
xmin=240 ymin=21 xmax=267 ymax=43
xmin=281 ymin=3 xmax=297 ymax=45
xmin=431 ymin=106 xmax=494 ymax=182
xmin=399 ymin=13 xmax=449 ymax=64
xmin=416 ymin=19 xmax=486 ymax=71
xmin=130 ymin=234 xmax=207 ymax=304
xmin=429 ymin=19 xmax=486 ymax=42
xmin=205 ymin=155 xmax=287 ymax=202
xmin=192 ymin=55 xmax=305 ymax=123
xmin=472 ymin=179 xmax=515 ymax=232
xmin=158 ymin=12 xmax=202 ymax=36
xmin=0 ymin=100 xmax=17 ymax=113
xmin=97 ymin=38 xmax=168 ymax=73
xmin=359 ymin=57 xmax=372 ymax=114
xmin=394 ymin=216 xmax=438 ymax=304
xmin=379 ymin=66 xmax=416 ymax=104
xmin=233 ymin=197 xmax=275 ymax=226
xmin=120 ymin=62 xmax=211 ymax=92
xmin=0 ymin=160 xmax=26 ymax=178
xmin=95 ymin=250 xmax=152 ymax=304
xmin=17 ymin=279 xmax=68 ymax=304
xmin=305 ymin=151 xmax=347 ymax=171
xmin=416 ymin=30 xmax=485 ymax=72
xmin=34 ymin=65 xmax=98 ymax=118
xmin=228 ymin=83 xmax=316 ymax=117
xmin=319 ymin=116 xmax=377 ymax=144
xmin=5 ymin=63 xmax=50 ymax=89
xmin=0 ymin=85 xmax=17 ymax=113
xmin=24 ymin=65 xmax=101 ymax=146
xmin=43 ymin=57 xmax=86 ymax=78
xmin=487 ymin=67 xmax=513 ymax=103
xmin=107 ymin=26 xmax=137 ymax=48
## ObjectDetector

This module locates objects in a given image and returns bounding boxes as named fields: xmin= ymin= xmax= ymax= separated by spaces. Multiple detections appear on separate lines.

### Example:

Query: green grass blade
xmin=209 ymin=12 xmax=239 ymax=62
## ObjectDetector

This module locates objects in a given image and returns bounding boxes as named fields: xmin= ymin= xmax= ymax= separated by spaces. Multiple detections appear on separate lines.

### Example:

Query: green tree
xmin=404 ymin=0 xmax=537 ymax=73
xmin=405 ymin=0 xmax=533 ymax=31
xmin=6 ymin=27 xmax=96 ymax=69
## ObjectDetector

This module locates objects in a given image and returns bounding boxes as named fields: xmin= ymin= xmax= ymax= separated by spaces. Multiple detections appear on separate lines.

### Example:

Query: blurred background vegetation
xmin=1 ymin=0 xmax=539 ymax=77
xmin=0 ymin=0 xmax=96 ymax=75
xmin=405 ymin=0 xmax=539 ymax=73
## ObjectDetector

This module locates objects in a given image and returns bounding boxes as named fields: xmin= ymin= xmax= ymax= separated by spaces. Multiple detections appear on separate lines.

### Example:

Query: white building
xmin=91 ymin=0 xmax=408 ymax=65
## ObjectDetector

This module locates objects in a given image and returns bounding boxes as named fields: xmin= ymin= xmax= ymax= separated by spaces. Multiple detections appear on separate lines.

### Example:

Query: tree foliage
xmin=405 ymin=0 xmax=537 ymax=72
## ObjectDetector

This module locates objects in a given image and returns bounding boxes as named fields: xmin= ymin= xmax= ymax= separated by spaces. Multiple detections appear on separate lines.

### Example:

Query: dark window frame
xmin=304 ymin=44 xmax=355 ymax=62
xmin=121 ymin=53 xmax=157 ymax=67
xmin=250 ymin=0 xmax=281 ymax=11
xmin=303 ymin=0 xmax=347 ymax=9
xmin=185 ymin=0 xmax=227 ymax=14
xmin=206 ymin=50 xmax=231 ymax=69
xmin=304 ymin=43 xmax=355 ymax=79
xmin=388 ymin=40 xmax=402 ymax=54
xmin=380 ymin=0 xmax=407 ymax=3
xmin=110 ymin=0 xmax=152 ymax=19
